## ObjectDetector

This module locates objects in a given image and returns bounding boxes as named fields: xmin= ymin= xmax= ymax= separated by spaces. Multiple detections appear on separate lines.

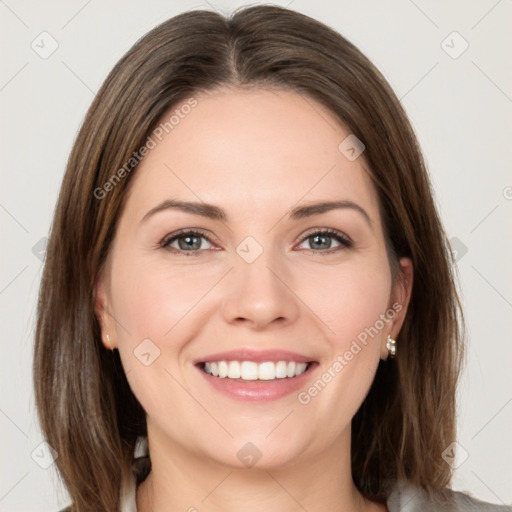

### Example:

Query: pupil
xmin=311 ymin=234 xmax=331 ymax=250
xmin=179 ymin=235 xmax=201 ymax=250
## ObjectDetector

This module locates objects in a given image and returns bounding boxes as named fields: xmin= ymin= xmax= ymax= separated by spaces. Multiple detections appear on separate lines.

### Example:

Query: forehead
xmin=122 ymin=87 xmax=381 ymax=226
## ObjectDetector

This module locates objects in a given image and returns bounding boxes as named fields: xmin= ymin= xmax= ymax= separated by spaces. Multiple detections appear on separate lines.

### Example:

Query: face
xmin=96 ymin=87 xmax=412 ymax=470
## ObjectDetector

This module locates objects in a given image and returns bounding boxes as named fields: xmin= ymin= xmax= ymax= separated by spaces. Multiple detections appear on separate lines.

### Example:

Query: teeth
xmin=286 ymin=361 xmax=296 ymax=378
xmin=203 ymin=360 xmax=309 ymax=380
xmin=227 ymin=361 xmax=240 ymax=378
xmin=218 ymin=361 xmax=228 ymax=378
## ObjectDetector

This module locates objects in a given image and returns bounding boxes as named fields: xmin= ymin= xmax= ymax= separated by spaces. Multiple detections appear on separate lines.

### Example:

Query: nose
xmin=221 ymin=248 xmax=300 ymax=331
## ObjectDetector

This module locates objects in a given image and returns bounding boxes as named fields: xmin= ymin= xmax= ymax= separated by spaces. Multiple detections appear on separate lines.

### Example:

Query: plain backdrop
xmin=1 ymin=0 xmax=511 ymax=510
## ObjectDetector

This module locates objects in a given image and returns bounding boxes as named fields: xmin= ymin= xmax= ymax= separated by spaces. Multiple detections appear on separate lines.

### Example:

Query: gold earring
xmin=386 ymin=335 xmax=396 ymax=357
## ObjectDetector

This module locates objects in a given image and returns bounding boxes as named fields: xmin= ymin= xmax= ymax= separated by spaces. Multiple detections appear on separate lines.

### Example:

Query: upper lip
xmin=194 ymin=349 xmax=315 ymax=364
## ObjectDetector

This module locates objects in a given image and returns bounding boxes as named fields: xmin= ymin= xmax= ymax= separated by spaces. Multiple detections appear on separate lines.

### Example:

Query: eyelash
xmin=160 ymin=228 xmax=353 ymax=257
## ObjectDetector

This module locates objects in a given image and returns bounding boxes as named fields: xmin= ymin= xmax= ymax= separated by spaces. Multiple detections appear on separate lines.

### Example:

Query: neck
xmin=136 ymin=423 xmax=386 ymax=512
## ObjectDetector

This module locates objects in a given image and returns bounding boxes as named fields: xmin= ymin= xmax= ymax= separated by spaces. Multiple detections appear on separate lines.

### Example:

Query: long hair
xmin=33 ymin=5 xmax=464 ymax=510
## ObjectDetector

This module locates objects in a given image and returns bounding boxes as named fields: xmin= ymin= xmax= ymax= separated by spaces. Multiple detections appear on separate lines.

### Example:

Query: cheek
xmin=110 ymin=253 xmax=222 ymax=343
xmin=108 ymin=253 xmax=226 ymax=412
xmin=298 ymin=256 xmax=392 ymax=349
xmin=298 ymin=258 xmax=390 ymax=392
xmin=295 ymin=259 xmax=391 ymax=423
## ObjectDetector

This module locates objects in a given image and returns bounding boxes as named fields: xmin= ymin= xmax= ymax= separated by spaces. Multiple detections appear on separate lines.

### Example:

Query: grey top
xmin=60 ymin=478 xmax=512 ymax=511
xmin=61 ymin=437 xmax=512 ymax=511
xmin=386 ymin=482 xmax=511 ymax=511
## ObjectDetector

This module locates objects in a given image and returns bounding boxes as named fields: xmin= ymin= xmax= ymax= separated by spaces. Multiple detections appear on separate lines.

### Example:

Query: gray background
xmin=1 ymin=0 xmax=511 ymax=510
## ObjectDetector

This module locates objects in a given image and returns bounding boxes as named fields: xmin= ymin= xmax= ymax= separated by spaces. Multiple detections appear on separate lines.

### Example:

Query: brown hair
xmin=34 ymin=5 xmax=464 ymax=511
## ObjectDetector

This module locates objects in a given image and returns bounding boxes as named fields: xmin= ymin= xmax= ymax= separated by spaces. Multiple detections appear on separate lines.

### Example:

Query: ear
xmin=380 ymin=257 xmax=413 ymax=359
xmin=94 ymin=271 xmax=117 ymax=350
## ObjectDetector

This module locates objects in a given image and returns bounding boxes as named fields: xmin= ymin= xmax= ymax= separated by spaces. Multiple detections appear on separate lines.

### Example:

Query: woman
xmin=33 ymin=5 xmax=511 ymax=512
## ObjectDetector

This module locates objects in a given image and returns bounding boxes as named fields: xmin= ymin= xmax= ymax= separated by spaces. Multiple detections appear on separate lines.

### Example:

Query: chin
xmin=194 ymin=430 xmax=314 ymax=471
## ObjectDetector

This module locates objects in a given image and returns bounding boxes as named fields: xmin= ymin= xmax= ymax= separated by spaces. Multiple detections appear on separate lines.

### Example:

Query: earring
xmin=105 ymin=334 xmax=113 ymax=351
xmin=386 ymin=334 xmax=396 ymax=357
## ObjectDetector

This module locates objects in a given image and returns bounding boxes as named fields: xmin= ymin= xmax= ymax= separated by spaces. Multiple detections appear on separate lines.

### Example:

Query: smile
xmin=195 ymin=349 xmax=318 ymax=401
xmin=202 ymin=360 xmax=309 ymax=381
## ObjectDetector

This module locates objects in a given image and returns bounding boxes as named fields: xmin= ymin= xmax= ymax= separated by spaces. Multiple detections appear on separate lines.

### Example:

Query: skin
xmin=95 ymin=87 xmax=413 ymax=512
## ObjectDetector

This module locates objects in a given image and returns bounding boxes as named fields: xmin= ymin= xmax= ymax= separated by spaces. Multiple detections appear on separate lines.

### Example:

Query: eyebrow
xmin=141 ymin=199 xmax=372 ymax=228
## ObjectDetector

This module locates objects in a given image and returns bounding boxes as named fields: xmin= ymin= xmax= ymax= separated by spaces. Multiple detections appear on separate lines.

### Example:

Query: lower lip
xmin=196 ymin=363 xmax=317 ymax=402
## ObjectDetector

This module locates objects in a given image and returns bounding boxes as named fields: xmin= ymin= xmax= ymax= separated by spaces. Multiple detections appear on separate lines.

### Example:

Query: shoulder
xmin=387 ymin=481 xmax=512 ymax=512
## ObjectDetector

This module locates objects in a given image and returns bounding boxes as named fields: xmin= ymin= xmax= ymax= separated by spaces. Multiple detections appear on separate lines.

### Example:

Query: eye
xmin=161 ymin=229 xmax=217 ymax=255
xmin=296 ymin=228 xmax=353 ymax=253
xmin=160 ymin=228 xmax=352 ymax=256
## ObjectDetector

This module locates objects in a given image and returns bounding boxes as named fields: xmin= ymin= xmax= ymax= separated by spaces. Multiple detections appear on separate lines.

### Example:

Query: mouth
xmin=194 ymin=349 xmax=318 ymax=401
xmin=199 ymin=360 xmax=312 ymax=381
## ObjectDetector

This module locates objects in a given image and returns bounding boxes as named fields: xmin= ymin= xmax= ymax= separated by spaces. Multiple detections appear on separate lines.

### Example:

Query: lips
xmin=194 ymin=348 xmax=313 ymax=365
xmin=194 ymin=349 xmax=317 ymax=401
